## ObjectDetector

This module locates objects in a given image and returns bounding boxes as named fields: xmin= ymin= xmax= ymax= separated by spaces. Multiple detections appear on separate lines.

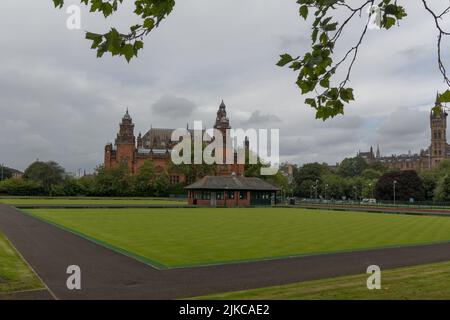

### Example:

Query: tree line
xmin=0 ymin=158 xmax=290 ymax=197
xmin=0 ymin=161 xmax=182 ymax=197
xmin=291 ymin=156 xmax=450 ymax=203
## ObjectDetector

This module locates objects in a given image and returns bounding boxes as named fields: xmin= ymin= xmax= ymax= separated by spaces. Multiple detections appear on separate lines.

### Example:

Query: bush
xmin=0 ymin=178 xmax=45 ymax=196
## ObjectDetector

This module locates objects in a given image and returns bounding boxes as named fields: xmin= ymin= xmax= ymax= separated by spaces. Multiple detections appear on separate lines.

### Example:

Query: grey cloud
xmin=151 ymin=95 xmax=197 ymax=119
xmin=374 ymin=107 xmax=430 ymax=156
xmin=243 ymin=110 xmax=282 ymax=126
xmin=0 ymin=0 xmax=446 ymax=172
xmin=378 ymin=108 xmax=428 ymax=137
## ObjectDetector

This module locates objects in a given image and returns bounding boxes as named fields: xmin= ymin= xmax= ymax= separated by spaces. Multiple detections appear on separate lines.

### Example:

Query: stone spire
xmin=214 ymin=100 xmax=230 ymax=130
xmin=123 ymin=108 xmax=131 ymax=121
xmin=137 ymin=132 xmax=143 ymax=148
xmin=115 ymin=109 xmax=135 ymax=145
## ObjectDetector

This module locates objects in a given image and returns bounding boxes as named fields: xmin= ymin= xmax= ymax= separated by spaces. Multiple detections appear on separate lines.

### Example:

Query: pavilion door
xmin=210 ymin=192 xmax=216 ymax=206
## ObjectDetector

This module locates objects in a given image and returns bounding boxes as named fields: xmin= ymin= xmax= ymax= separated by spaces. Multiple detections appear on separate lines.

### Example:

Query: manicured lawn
xmin=25 ymin=207 xmax=450 ymax=268
xmin=0 ymin=232 xmax=44 ymax=296
xmin=198 ymin=261 xmax=450 ymax=299
xmin=0 ymin=197 xmax=186 ymax=205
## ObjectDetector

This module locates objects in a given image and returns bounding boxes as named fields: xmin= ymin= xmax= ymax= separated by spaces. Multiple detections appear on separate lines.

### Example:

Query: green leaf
xmin=439 ymin=90 xmax=450 ymax=103
xmin=339 ymin=88 xmax=354 ymax=103
xmin=53 ymin=0 xmax=64 ymax=9
xmin=143 ymin=18 xmax=155 ymax=30
xmin=299 ymin=5 xmax=308 ymax=20
xmin=277 ymin=54 xmax=294 ymax=67
xmin=384 ymin=17 xmax=396 ymax=30
xmin=319 ymin=78 xmax=329 ymax=88
xmin=122 ymin=44 xmax=135 ymax=63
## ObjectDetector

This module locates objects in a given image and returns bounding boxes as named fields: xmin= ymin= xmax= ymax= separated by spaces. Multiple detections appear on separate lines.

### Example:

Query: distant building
xmin=104 ymin=101 xmax=247 ymax=183
xmin=279 ymin=163 xmax=295 ymax=184
xmin=358 ymin=95 xmax=449 ymax=171
xmin=0 ymin=165 xmax=23 ymax=180
xmin=185 ymin=175 xmax=280 ymax=207
xmin=10 ymin=168 xmax=23 ymax=178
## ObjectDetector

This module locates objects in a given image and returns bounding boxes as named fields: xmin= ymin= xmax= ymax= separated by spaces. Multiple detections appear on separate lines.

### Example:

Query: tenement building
xmin=358 ymin=96 xmax=450 ymax=171
xmin=104 ymin=101 xmax=246 ymax=183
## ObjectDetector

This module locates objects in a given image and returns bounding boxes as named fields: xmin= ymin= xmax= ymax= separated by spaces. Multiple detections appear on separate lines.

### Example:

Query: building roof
xmin=142 ymin=128 xmax=211 ymax=149
xmin=5 ymin=167 xmax=23 ymax=175
xmin=185 ymin=175 xmax=281 ymax=191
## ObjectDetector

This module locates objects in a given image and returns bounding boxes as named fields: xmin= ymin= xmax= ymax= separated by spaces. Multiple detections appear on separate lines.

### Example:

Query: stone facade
xmin=359 ymin=97 xmax=449 ymax=171
xmin=104 ymin=101 xmax=246 ymax=182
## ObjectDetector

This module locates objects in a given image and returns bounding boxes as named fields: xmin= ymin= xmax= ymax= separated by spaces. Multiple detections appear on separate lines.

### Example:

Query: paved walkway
xmin=2 ymin=204 xmax=450 ymax=300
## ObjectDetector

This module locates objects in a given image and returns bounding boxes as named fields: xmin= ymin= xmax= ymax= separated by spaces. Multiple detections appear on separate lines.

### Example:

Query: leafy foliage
xmin=338 ymin=156 xmax=368 ymax=178
xmin=433 ymin=174 xmax=450 ymax=201
xmin=293 ymin=162 xmax=330 ymax=197
xmin=52 ymin=0 xmax=175 ymax=62
xmin=24 ymin=161 xmax=66 ymax=196
xmin=0 ymin=178 xmax=45 ymax=196
xmin=375 ymin=170 xmax=425 ymax=201
xmin=278 ymin=0 xmax=407 ymax=119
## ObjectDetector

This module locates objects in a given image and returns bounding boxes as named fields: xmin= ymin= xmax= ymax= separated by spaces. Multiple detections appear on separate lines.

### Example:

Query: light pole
xmin=368 ymin=183 xmax=374 ymax=199
xmin=315 ymin=179 xmax=319 ymax=200
xmin=324 ymin=184 xmax=329 ymax=200
xmin=393 ymin=180 xmax=397 ymax=205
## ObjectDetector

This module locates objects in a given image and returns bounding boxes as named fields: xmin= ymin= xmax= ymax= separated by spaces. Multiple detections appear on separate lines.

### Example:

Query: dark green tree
xmin=320 ymin=173 xmax=345 ymax=199
xmin=293 ymin=162 xmax=330 ymax=197
xmin=24 ymin=161 xmax=65 ymax=196
xmin=420 ymin=170 xmax=439 ymax=201
xmin=375 ymin=170 xmax=425 ymax=202
xmin=434 ymin=174 xmax=450 ymax=201
xmin=132 ymin=160 xmax=156 ymax=196
xmin=61 ymin=177 xmax=87 ymax=196
xmin=94 ymin=163 xmax=130 ymax=196
xmin=361 ymin=168 xmax=382 ymax=180
xmin=338 ymin=156 xmax=368 ymax=178
xmin=154 ymin=172 xmax=170 ymax=196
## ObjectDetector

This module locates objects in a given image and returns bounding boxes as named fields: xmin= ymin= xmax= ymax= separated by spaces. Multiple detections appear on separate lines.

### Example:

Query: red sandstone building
xmin=104 ymin=101 xmax=246 ymax=183
xmin=185 ymin=175 xmax=280 ymax=207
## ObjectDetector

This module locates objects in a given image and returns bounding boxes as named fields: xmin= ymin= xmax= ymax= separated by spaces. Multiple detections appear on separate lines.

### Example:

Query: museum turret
xmin=430 ymin=93 xmax=448 ymax=168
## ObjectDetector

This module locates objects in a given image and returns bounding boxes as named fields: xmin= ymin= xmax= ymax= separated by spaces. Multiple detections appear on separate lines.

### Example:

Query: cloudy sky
xmin=1 ymin=0 xmax=449 ymax=174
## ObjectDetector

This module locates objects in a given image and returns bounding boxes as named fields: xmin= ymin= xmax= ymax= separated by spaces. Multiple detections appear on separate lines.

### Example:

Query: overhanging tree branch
xmin=51 ymin=0 xmax=450 ymax=119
